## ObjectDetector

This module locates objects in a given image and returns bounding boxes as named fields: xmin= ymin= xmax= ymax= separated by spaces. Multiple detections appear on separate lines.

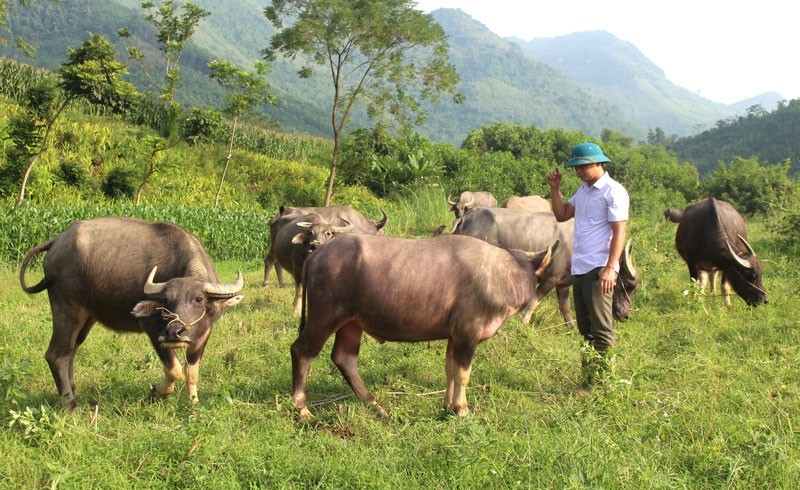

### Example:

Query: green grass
xmin=1 ymin=217 xmax=799 ymax=489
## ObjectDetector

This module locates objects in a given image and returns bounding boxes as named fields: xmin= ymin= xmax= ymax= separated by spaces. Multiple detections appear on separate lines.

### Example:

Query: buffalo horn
xmin=143 ymin=266 xmax=167 ymax=296
xmin=447 ymin=194 xmax=456 ymax=206
xmin=204 ymin=270 xmax=245 ymax=298
xmin=738 ymin=234 xmax=757 ymax=257
xmin=622 ymin=238 xmax=637 ymax=277
xmin=373 ymin=209 xmax=388 ymax=231
xmin=726 ymin=240 xmax=752 ymax=269
xmin=463 ymin=195 xmax=474 ymax=207
xmin=296 ymin=221 xmax=312 ymax=229
xmin=332 ymin=219 xmax=354 ymax=234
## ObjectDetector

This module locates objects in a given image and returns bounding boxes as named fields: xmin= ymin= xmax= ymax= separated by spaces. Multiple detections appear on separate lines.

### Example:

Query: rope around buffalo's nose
xmin=156 ymin=307 xmax=206 ymax=333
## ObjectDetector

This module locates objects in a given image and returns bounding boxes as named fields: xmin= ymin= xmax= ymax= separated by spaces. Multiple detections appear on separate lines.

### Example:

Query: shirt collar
xmin=581 ymin=171 xmax=610 ymax=191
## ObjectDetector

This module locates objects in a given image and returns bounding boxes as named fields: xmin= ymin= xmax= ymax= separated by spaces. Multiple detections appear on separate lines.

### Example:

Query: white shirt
xmin=568 ymin=172 xmax=629 ymax=275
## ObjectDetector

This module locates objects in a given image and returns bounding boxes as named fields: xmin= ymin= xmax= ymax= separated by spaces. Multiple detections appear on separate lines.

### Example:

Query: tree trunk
xmin=324 ymin=127 xmax=341 ymax=206
xmin=214 ymin=118 xmax=238 ymax=209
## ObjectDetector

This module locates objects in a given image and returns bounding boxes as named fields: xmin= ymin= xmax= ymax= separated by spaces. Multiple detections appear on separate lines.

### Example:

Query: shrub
xmin=56 ymin=160 xmax=89 ymax=188
xmin=101 ymin=167 xmax=137 ymax=199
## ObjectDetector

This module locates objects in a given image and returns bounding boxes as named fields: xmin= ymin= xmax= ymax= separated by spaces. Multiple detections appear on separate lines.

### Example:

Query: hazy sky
xmin=415 ymin=0 xmax=798 ymax=105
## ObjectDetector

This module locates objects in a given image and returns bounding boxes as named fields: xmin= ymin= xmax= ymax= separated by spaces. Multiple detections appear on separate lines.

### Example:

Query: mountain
xmin=510 ymin=31 xmax=746 ymax=136
xmin=0 ymin=1 xmax=767 ymax=145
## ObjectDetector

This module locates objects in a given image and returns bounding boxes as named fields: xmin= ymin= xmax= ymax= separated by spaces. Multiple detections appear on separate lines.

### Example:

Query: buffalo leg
xmin=184 ymin=337 xmax=209 ymax=403
xmin=263 ymin=251 xmax=285 ymax=287
xmin=698 ymin=270 xmax=711 ymax=293
xmin=720 ymin=273 xmax=733 ymax=308
xmin=445 ymin=337 xmax=477 ymax=418
xmin=290 ymin=328 xmax=334 ymax=419
xmin=444 ymin=341 xmax=455 ymax=410
xmin=556 ymin=286 xmax=574 ymax=325
xmin=146 ymin=332 xmax=184 ymax=400
xmin=45 ymin=297 xmax=90 ymax=411
xmin=330 ymin=323 xmax=386 ymax=416
xmin=292 ymin=283 xmax=303 ymax=317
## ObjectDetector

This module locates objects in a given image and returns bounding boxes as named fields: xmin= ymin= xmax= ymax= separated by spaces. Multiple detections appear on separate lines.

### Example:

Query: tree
xmin=265 ymin=0 xmax=462 ymax=205
xmin=208 ymin=59 xmax=277 ymax=208
xmin=123 ymin=0 xmax=209 ymax=106
xmin=120 ymin=0 xmax=209 ymax=204
xmin=12 ymin=33 xmax=138 ymax=207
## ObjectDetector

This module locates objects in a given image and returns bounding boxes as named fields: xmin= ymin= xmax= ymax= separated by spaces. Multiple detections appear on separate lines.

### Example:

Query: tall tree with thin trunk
xmin=265 ymin=0 xmax=462 ymax=205
xmin=121 ymin=0 xmax=209 ymax=204
xmin=209 ymin=59 xmax=277 ymax=209
xmin=12 ymin=33 xmax=137 ymax=207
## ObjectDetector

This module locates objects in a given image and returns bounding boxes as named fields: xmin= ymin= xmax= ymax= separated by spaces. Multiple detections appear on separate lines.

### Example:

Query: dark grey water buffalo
xmin=501 ymin=195 xmax=551 ymax=213
xmin=663 ymin=208 xmax=684 ymax=223
xmin=675 ymin=197 xmax=767 ymax=307
xmin=291 ymin=233 xmax=558 ymax=418
xmin=453 ymin=207 xmax=639 ymax=323
xmin=272 ymin=212 xmax=354 ymax=315
xmin=263 ymin=205 xmax=387 ymax=287
xmin=447 ymin=191 xmax=497 ymax=218
xmin=19 ymin=217 xmax=244 ymax=411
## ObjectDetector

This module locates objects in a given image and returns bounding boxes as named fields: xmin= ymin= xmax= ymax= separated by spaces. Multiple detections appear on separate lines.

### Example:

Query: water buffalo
xmin=675 ymin=197 xmax=767 ymax=307
xmin=19 ymin=217 xmax=244 ymax=410
xmin=453 ymin=207 xmax=639 ymax=323
xmin=291 ymin=233 xmax=558 ymax=418
xmin=263 ymin=205 xmax=387 ymax=287
xmin=501 ymin=195 xmax=551 ymax=213
xmin=663 ymin=208 xmax=683 ymax=223
xmin=272 ymin=212 xmax=354 ymax=315
xmin=447 ymin=191 xmax=497 ymax=218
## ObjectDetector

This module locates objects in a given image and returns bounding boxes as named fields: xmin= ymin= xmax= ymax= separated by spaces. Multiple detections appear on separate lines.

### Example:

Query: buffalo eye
xmin=193 ymin=296 xmax=204 ymax=305
xmin=324 ymin=230 xmax=333 ymax=239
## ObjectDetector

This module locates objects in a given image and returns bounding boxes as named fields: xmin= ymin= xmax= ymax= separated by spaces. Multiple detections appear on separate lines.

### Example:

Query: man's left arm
xmin=599 ymin=220 xmax=627 ymax=294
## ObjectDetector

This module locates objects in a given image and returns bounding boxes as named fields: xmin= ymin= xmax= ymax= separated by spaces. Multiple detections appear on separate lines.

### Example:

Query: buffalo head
xmin=724 ymin=235 xmax=767 ymax=306
xmin=132 ymin=266 xmax=244 ymax=348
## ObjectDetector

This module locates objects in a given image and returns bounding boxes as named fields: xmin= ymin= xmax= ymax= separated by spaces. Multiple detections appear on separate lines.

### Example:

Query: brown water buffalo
xmin=272 ymin=212 xmax=354 ymax=315
xmin=447 ymin=191 xmax=497 ymax=218
xmin=291 ymin=233 xmax=558 ymax=418
xmin=675 ymin=198 xmax=767 ymax=307
xmin=263 ymin=205 xmax=387 ymax=287
xmin=663 ymin=208 xmax=683 ymax=223
xmin=501 ymin=195 xmax=551 ymax=213
xmin=452 ymin=207 xmax=639 ymax=323
xmin=19 ymin=217 xmax=244 ymax=411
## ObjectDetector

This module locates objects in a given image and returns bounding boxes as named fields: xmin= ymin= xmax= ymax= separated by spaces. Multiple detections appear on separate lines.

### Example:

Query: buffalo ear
xmin=214 ymin=294 xmax=244 ymax=311
xmin=291 ymin=232 xmax=309 ymax=244
xmin=529 ymin=239 xmax=560 ymax=278
xmin=131 ymin=300 xmax=161 ymax=318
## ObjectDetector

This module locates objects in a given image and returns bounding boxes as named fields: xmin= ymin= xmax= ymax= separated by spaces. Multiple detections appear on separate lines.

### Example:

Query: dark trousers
xmin=572 ymin=267 xmax=615 ymax=351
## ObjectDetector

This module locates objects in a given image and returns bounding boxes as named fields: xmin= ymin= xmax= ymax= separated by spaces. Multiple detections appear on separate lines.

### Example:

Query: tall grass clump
xmin=0 ymin=202 xmax=271 ymax=264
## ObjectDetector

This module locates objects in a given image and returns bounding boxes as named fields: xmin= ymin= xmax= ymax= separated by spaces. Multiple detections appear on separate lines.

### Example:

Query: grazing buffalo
xmin=447 ymin=191 xmax=497 ymax=218
xmin=19 ymin=217 xmax=244 ymax=410
xmin=272 ymin=212 xmax=354 ymax=315
xmin=291 ymin=233 xmax=559 ymax=418
xmin=663 ymin=208 xmax=683 ymax=223
xmin=453 ymin=207 xmax=639 ymax=323
xmin=675 ymin=198 xmax=767 ymax=307
xmin=263 ymin=205 xmax=387 ymax=287
xmin=501 ymin=195 xmax=552 ymax=213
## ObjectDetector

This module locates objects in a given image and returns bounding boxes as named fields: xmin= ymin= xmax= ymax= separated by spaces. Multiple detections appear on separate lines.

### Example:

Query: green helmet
xmin=565 ymin=142 xmax=611 ymax=167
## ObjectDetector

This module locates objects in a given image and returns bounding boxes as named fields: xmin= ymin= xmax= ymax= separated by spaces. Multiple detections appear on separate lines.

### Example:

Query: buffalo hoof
xmin=150 ymin=384 xmax=171 ymax=401
xmin=297 ymin=407 xmax=313 ymax=420
xmin=370 ymin=400 xmax=388 ymax=418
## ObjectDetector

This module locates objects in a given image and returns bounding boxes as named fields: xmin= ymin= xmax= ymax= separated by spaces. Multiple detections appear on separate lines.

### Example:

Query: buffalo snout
xmin=158 ymin=322 xmax=192 ymax=347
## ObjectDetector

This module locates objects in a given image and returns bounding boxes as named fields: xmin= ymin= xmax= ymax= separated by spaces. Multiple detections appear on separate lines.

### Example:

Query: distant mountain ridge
xmin=0 ymin=1 xmax=779 ymax=145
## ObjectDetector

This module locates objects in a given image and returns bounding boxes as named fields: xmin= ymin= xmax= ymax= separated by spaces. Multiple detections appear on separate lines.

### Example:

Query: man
xmin=546 ymin=142 xmax=629 ymax=385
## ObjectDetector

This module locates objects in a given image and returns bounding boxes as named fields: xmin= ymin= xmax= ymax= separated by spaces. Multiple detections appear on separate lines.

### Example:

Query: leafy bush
xmin=180 ymin=107 xmax=224 ymax=146
xmin=56 ymin=160 xmax=89 ymax=188
xmin=702 ymin=157 xmax=793 ymax=216
xmin=101 ymin=167 xmax=137 ymax=199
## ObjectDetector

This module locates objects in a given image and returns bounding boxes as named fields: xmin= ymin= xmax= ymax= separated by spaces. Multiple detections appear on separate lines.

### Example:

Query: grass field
xmin=1 ymin=219 xmax=798 ymax=489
